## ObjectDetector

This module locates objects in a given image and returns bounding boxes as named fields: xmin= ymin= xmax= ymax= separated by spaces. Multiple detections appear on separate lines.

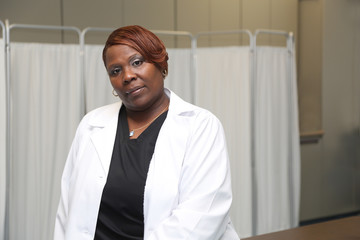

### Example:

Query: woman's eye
xmin=133 ymin=60 xmax=143 ymax=67
xmin=109 ymin=68 xmax=121 ymax=76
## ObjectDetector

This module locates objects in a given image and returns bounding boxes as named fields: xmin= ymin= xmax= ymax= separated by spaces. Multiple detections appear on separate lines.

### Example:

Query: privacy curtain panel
xmin=195 ymin=46 xmax=253 ymax=237
xmin=195 ymin=46 xmax=300 ymax=236
xmin=4 ymin=43 xmax=300 ymax=239
xmin=8 ymin=42 xmax=82 ymax=240
xmin=254 ymin=46 xmax=300 ymax=235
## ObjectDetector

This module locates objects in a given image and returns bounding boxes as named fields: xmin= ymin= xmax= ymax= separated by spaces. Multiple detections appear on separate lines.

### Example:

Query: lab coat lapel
xmin=143 ymin=90 xmax=196 ymax=235
xmin=89 ymin=102 xmax=121 ymax=175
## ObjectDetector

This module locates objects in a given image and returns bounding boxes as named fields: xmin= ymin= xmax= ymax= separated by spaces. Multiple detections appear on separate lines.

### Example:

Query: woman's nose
xmin=123 ymin=67 xmax=136 ymax=84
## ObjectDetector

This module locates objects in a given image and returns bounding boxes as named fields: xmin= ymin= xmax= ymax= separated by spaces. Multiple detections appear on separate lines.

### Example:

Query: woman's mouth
xmin=126 ymin=86 xmax=144 ymax=96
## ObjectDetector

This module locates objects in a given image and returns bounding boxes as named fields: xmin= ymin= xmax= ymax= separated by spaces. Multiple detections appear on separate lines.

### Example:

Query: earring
xmin=112 ymin=89 xmax=119 ymax=97
xmin=162 ymin=69 xmax=167 ymax=78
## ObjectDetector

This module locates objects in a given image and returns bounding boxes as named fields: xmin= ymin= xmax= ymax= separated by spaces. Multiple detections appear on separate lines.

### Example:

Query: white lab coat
xmin=54 ymin=89 xmax=240 ymax=240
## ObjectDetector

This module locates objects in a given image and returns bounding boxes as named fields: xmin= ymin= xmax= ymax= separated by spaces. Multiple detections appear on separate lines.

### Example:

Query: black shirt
xmin=94 ymin=106 xmax=168 ymax=240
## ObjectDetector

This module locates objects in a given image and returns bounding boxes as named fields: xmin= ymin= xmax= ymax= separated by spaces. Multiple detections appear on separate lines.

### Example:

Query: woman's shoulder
xmin=169 ymin=91 xmax=222 ymax=129
xmin=169 ymin=90 xmax=215 ymax=118
xmin=78 ymin=101 xmax=121 ymax=129
xmin=86 ymin=101 xmax=121 ymax=116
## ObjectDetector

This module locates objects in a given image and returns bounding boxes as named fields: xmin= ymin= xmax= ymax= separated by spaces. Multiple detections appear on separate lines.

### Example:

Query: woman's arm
xmin=147 ymin=113 xmax=238 ymax=240
xmin=54 ymin=141 xmax=75 ymax=240
xmin=53 ymin=117 xmax=86 ymax=240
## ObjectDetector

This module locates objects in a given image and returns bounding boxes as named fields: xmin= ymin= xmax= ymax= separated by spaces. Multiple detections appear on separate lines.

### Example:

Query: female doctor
xmin=54 ymin=25 xmax=240 ymax=240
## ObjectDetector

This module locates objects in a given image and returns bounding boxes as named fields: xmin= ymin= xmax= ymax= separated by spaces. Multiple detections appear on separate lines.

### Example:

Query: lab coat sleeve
xmin=148 ymin=112 xmax=235 ymax=240
xmin=54 ymin=141 xmax=75 ymax=239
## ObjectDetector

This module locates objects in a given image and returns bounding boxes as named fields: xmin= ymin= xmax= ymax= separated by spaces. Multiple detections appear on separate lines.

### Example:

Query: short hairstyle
xmin=103 ymin=25 xmax=169 ymax=74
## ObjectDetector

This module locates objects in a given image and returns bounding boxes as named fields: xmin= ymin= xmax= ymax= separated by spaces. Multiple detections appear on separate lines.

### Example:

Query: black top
xmin=94 ymin=106 xmax=168 ymax=240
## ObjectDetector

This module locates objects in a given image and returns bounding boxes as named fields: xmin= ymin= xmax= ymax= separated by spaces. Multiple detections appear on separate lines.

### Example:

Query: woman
xmin=54 ymin=25 xmax=240 ymax=240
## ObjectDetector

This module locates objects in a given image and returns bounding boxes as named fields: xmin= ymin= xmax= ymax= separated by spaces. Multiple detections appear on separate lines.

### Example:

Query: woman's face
xmin=105 ymin=44 xmax=165 ymax=112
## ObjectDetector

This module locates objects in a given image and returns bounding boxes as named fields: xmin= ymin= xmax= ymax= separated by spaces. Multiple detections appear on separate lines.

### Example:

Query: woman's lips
xmin=126 ymin=86 xmax=144 ymax=95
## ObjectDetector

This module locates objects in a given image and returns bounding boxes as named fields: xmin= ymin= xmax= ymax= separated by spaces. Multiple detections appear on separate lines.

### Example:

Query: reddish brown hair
xmin=103 ymin=25 xmax=168 ymax=73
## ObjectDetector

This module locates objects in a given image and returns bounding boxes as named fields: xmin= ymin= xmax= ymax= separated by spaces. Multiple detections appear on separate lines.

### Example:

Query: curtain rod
xmin=195 ymin=29 xmax=252 ymax=40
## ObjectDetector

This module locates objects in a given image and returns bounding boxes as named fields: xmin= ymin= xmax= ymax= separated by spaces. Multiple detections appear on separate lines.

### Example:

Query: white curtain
xmin=195 ymin=46 xmax=300 ymax=237
xmin=5 ymin=42 xmax=300 ymax=240
xmin=196 ymin=46 xmax=253 ymax=238
xmin=254 ymin=46 xmax=300 ymax=235
xmin=165 ymin=48 xmax=193 ymax=103
xmin=9 ymin=42 xmax=82 ymax=240
xmin=84 ymin=45 xmax=116 ymax=112
xmin=0 ymin=38 xmax=6 ymax=240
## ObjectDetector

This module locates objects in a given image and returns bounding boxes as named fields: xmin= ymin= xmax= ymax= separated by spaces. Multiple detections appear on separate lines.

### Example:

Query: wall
xmin=298 ymin=0 xmax=324 ymax=221
xmin=299 ymin=0 xmax=360 ymax=221
xmin=298 ymin=0 xmax=323 ymax=134
xmin=0 ymin=0 xmax=298 ymax=45
xmin=321 ymin=0 xmax=360 ymax=218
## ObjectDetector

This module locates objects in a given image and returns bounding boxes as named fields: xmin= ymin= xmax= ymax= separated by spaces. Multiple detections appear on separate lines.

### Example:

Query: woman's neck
xmin=126 ymin=95 xmax=169 ymax=138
